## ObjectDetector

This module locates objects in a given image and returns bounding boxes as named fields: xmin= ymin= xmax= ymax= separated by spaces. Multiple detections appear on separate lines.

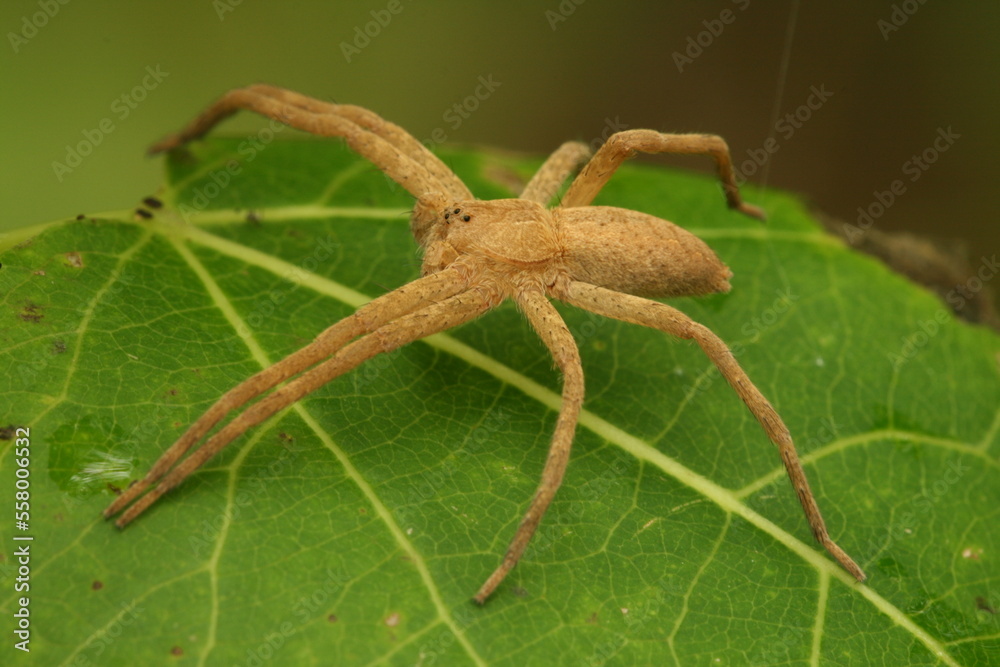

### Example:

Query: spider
xmin=103 ymin=84 xmax=866 ymax=604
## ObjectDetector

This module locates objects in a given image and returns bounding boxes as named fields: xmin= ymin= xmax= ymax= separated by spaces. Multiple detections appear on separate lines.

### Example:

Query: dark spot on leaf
xmin=327 ymin=614 xmax=338 ymax=623
xmin=586 ymin=612 xmax=598 ymax=624
xmin=51 ymin=339 xmax=66 ymax=355
xmin=92 ymin=580 xmax=103 ymax=591
xmin=246 ymin=210 xmax=261 ymax=225
xmin=278 ymin=432 xmax=294 ymax=444
xmin=107 ymin=482 xmax=122 ymax=495
xmin=358 ymin=508 xmax=367 ymax=515
xmin=170 ymin=646 xmax=183 ymax=656
xmin=64 ymin=252 xmax=84 ymax=268
xmin=18 ymin=301 xmax=44 ymax=323
xmin=135 ymin=208 xmax=153 ymax=220
xmin=76 ymin=213 xmax=86 ymax=220
xmin=0 ymin=425 xmax=17 ymax=440
xmin=977 ymin=596 xmax=996 ymax=614
xmin=143 ymin=196 xmax=163 ymax=209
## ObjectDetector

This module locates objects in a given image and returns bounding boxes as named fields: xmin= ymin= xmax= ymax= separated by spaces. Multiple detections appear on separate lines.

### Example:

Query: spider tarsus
xmin=737 ymin=201 xmax=768 ymax=222
xmin=147 ymin=136 xmax=182 ymax=156
xmin=147 ymin=142 xmax=166 ymax=156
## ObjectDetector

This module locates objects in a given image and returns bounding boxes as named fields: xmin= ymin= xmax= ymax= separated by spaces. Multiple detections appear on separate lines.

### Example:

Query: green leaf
xmin=2 ymin=136 xmax=998 ymax=666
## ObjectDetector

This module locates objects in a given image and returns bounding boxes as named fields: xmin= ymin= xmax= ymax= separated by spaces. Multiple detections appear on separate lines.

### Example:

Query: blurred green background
xmin=2 ymin=0 xmax=997 ymax=261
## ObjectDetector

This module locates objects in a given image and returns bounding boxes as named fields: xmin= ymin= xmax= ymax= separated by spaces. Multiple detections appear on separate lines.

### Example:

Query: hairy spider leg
xmin=520 ymin=141 xmax=592 ymax=205
xmin=559 ymin=280 xmax=866 ymax=582
xmin=147 ymin=87 xmax=447 ymax=201
xmin=562 ymin=129 xmax=767 ymax=220
xmin=104 ymin=269 xmax=472 ymax=525
xmin=236 ymin=84 xmax=472 ymax=200
xmin=473 ymin=289 xmax=585 ymax=604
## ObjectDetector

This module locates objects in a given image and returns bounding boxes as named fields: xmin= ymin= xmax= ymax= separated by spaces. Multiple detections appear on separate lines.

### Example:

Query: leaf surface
xmin=1 ymin=137 xmax=998 ymax=666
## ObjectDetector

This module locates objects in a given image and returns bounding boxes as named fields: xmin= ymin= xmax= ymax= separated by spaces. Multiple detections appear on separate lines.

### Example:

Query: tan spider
xmin=103 ymin=84 xmax=866 ymax=604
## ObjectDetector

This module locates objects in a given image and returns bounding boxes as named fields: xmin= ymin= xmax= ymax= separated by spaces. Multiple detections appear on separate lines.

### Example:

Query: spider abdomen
xmin=557 ymin=206 xmax=732 ymax=298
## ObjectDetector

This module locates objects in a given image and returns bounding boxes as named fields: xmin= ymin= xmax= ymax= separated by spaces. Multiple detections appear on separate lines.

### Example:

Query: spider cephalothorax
xmin=104 ymin=84 xmax=865 ymax=604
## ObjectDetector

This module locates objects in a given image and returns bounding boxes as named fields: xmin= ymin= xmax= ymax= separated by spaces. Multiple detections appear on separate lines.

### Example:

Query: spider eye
xmin=453 ymin=208 xmax=461 ymax=214
xmin=462 ymin=215 xmax=471 ymax=222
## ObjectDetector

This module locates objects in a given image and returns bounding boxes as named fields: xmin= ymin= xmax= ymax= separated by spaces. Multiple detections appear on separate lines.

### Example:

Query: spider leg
xmin=474 ymin=289 xmax=584 ymax=604
xmin=557 ymin=279 xmax=866 ymax=582
xmin=104 ymin=269 xmax=471 ymax=524
xmin=520 ymin=141 xmax=591 ymax=205
xmin=561 ymin=129 xmax=766 ymax=220
xmin=237 ymin=85 xmax=472 ymax=200
xmin=146 ymin=86 xmax=448 ymax=200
